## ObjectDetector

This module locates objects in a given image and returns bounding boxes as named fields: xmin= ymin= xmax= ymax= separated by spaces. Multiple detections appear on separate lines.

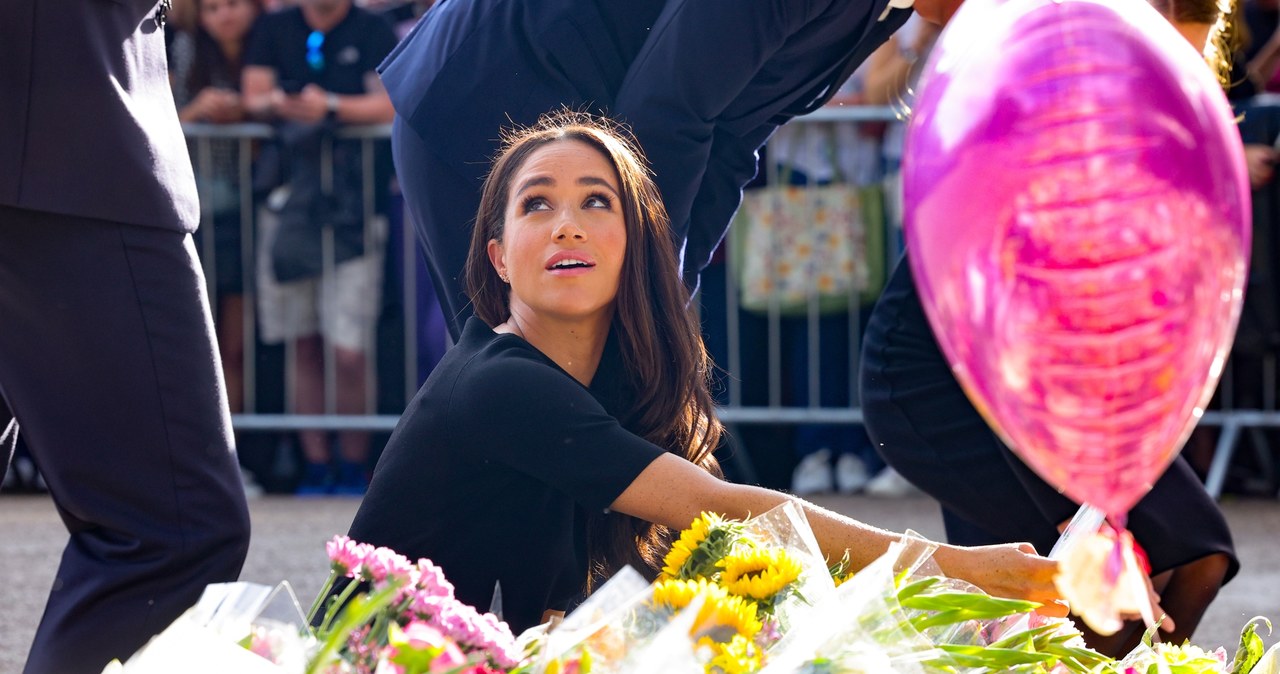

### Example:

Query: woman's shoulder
xmin=420 ymin=319 xmax=604 ymax=443
xmin=446 ymin=318 xmax=581 ymax=396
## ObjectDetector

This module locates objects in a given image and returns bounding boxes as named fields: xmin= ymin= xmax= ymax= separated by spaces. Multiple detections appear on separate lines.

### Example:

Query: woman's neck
xmin=500 ymin=309 xmax=613 ymax=386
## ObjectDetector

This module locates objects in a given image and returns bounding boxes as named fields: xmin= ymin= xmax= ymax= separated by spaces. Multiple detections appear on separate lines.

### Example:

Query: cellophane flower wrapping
xmin=527 ymin=501 xmax=830 ymax=674
xmin=735 ymin=501 xmax=838 ymax=637
xmin=759 ymin=534 xmax=939 ymax=674
xmin=104 ymin=581 xmax=313 ymax=674
xmin=522 ymin=565 xmax=658 ymax=674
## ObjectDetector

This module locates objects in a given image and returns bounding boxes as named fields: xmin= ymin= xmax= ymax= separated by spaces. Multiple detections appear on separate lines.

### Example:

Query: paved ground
xmin=2 ymin=493 xmax=1278 ymax=672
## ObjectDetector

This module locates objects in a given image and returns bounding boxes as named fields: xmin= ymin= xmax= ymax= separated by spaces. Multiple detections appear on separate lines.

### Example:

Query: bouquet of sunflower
xmin=529 ymin=502 xmax=827 ymax=674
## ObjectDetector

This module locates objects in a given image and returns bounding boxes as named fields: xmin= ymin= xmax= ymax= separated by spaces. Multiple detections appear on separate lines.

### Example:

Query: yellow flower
xmin=651 ymin=578 xmax=762 ymax=640
xmin=718 ymin=547 xmax=803 ymax=603
xmin=697 ymin=634 xmax=762 ymax=674
xmin=660 ymin=512 xmax=742 ymax=580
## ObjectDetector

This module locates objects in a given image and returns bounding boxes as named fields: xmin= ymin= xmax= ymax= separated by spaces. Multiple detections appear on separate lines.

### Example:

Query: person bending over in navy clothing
xmin=345 ymin=110 xmax=1071 ymax=634
xmin=381 ymin=0 xmax=978 ymax=339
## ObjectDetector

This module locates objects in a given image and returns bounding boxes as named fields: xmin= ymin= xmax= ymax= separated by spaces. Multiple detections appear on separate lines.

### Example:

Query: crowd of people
xmin=2 ymin=0 xmax=1277 ymax=671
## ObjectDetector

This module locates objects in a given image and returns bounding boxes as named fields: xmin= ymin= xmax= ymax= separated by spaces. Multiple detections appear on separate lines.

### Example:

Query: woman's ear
xmin=487 ymin=238 xmax=506 ymax=280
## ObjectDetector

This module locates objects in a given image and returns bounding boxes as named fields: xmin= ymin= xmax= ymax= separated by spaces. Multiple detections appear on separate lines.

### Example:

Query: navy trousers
xmin=0 ymin=205 xmax=250 ymax=674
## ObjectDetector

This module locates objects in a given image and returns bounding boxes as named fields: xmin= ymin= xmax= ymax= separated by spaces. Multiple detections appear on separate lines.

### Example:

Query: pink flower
xmin=327 ymin=535 xmax=365 ymax=577
xmin=400 ymin=621 xmax=448 ymax=649
xmin=363 ymin=546 xmax=414 ymax=586
xmin=409 ymin=595 xmax=519 ymax=667
xmin=415 ymin=558 xmax=455 ymax=600
xmin=429 ymin=643 xmax=467 ymax=672
xmin=387 ymin=621 xmax=468 ymax=674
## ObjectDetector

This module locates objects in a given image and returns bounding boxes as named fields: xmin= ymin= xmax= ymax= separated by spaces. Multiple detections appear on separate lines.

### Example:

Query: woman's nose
xmin=552 ymin=215 xmax=587 ymax=241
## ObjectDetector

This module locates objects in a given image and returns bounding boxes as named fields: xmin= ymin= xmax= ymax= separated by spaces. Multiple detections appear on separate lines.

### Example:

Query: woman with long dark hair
xmin=345 ymin=110 xmax=1063 ymax=633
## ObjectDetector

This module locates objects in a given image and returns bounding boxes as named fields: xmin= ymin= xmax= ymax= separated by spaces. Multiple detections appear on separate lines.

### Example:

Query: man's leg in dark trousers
xmin=0 ymin=205 xmax=251 ymax=674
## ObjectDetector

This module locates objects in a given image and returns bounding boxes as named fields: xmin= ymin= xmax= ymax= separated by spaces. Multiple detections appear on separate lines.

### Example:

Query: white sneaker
xmin=835 ymin=454 xmax=870 ymax=494
xmin=863 ymin=467 xmax=922 ymax=498
xmin=791 ymin=449 xmax=834 ymax=495
xmin=240 ymin=468 xmax=265 ymax=499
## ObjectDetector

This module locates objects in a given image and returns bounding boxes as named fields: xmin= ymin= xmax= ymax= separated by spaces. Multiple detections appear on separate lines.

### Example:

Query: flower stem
xmin=319 ymin=576 xmax=365 ymax=636
xmin=307 ymin=570 xmax=339 ymax=629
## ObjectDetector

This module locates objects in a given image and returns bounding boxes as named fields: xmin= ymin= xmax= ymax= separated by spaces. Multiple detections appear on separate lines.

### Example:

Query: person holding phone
xmin=242 ymin=0 xmax=397 ymax=495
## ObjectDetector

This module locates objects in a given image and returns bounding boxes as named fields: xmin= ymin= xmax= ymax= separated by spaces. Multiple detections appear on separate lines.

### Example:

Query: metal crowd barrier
xmin=183 ymin=107 xmax=1273 ymax=499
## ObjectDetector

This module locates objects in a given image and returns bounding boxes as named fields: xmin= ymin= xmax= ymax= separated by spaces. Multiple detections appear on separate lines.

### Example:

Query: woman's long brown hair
xmin=463 ymin=109 xmax=724 ymax=589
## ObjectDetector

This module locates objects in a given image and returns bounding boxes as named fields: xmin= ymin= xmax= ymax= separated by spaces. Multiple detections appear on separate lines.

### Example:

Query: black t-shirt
xmin=348 ymin=318 xmax=665 ymax=633
xmin=244 ymin=5 xmax=397 ymax=95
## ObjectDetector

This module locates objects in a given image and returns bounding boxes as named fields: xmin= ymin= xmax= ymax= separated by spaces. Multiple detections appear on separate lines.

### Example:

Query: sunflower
xmin=660 ymin=512 xmax=744 ymax=580
xmin=718 ymin=547 xmax=803 ymax=604
xmin=650 ymin=578 xmax=763 ymax=640
xmin=697 ymin=634 xmax=762 ymax=674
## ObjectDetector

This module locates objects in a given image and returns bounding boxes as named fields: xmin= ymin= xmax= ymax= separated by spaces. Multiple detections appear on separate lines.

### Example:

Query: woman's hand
xmin=935 ymin=542 xmax=1068 ymax=617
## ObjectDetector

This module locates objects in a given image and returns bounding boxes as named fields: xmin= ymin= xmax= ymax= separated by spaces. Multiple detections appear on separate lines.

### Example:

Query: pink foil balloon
xmin=903 ymin=0 xmax=1250 ymax=520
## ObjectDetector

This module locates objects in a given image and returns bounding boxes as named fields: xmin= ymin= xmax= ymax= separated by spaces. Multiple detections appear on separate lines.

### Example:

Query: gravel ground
xmin=2 ymin=493 xmax=1277 ymax=672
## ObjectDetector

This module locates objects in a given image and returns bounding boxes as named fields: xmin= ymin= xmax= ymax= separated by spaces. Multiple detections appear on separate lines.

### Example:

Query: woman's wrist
xmin=930 ymin=543 xmax=974 ymax=583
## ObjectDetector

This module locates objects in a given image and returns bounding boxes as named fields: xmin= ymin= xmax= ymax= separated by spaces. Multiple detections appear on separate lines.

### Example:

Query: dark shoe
xmin=295 ymin=462 xmax=332 ymax=497
xmin=332 ymin=460 xmax=368 ymax=497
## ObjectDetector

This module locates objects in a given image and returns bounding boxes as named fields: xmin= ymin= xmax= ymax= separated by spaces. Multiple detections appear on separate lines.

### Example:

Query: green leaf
xmin=305 ymin=583 xmax=402 ymax=674
xmin=933 ymin=644 xmax=1056 ymax=668
xmin=901 ymin=591 xmax=1040 ymax=616
xmin=895 ymin=576 xmax=942 ymax=602
xmin=1231 ymin=616 xmax=1272 ymax=674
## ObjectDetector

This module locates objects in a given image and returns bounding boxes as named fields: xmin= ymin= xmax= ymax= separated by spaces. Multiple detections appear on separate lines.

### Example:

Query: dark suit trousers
xmin=0 ymin=205 xmax=251 ymax=674
xmin=392 ymin=117 xmax=483 ymax=341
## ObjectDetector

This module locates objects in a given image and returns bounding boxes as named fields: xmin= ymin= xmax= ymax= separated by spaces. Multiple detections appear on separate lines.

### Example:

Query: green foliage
xmin=1230 ymin=617 xmax=1271 ymax=674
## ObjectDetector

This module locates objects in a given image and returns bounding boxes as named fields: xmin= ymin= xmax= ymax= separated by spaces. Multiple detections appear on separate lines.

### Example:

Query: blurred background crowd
xmin=6 ymin=0 xmax=1280 ymax=503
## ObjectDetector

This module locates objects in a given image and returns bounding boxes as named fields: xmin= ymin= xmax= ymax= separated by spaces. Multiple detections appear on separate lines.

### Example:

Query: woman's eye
xmin=521 ymin=196 xmax=551 ymax=213
xmin=584 ymin=193 xmax=613 ymax=209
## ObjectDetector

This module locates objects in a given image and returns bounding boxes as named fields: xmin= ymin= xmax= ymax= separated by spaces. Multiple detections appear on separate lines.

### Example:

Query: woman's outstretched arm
xmin=611 ymin=453 xmax=1067 ymax=614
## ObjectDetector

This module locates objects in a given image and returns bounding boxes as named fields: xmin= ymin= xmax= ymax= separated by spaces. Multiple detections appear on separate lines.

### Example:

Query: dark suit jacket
xmin=614 ymin=0 xmax=911 ymax=278
xmin=380 ymin=0 xmax=663 ymax=189
xmin=381 ymin=0 xmax=909 ymax=282
xmin=0 ymin=0 xmax=199 ymax=232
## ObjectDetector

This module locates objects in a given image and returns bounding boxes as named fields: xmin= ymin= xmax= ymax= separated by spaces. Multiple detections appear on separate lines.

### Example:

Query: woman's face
xmin=201 ymin=0 xmax=259 ymax=45
xmin=489 ymin=139 xmax=628 ymax=324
